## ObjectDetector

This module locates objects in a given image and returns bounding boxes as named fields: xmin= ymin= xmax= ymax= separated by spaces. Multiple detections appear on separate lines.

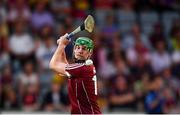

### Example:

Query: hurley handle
xmin=66 ymin=23 xmax=85 ymax=40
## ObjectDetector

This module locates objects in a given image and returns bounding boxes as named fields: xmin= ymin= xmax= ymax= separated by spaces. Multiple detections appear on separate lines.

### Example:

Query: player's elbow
xmin=49 ymin=61 xmax=56 ymax=70
xmin=49 ymin=63 xmax=59 ymax=74
xmin=49 ymin=62 xmax=66 ymax=75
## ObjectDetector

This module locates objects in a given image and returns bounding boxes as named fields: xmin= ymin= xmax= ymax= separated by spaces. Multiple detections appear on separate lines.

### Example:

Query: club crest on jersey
xmin=85 ymin=59 xmax=93 ymax=66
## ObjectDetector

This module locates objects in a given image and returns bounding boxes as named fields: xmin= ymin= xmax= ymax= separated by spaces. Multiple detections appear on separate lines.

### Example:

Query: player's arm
xmin=49 ymin=33 xmax=70 ymax=76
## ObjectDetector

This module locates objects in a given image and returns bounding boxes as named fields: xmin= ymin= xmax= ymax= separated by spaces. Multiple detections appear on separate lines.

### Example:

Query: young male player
xmin=49 ymin=33 xmax=101 ymax=114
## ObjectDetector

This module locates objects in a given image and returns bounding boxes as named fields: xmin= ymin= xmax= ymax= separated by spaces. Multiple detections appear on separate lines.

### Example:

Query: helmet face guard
xmin=74 ymin=37 xmax=94 ymax=52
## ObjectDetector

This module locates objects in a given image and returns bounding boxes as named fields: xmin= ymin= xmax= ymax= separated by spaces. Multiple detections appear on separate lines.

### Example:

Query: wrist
xmin=58 ymin=43 xmax=66 ymax=48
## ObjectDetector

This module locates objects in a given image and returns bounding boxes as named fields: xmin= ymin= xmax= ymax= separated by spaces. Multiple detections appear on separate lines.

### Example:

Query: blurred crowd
xmin=0 ymin=0 xmax=180 ymax=114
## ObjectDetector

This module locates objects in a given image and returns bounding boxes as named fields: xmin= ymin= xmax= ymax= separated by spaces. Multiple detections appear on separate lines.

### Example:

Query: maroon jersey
xmin=65 ymin=63 xmax=101 ymax=114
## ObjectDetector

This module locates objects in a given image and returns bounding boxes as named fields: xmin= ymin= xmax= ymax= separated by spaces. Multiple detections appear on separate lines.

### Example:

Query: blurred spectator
xmin=9 ymin=20 xmax=35 ymax=72
xmin=136 ymin=0 xmax=176 ymax=11
xmin=0 ymin=14 xmax=9 ymax=69
xmin=7 ymin=0 xmax=31 ymax=23
xmin=55 ymin=23 xmax=66 ymax=38
xmin=118 ymin=0 xmax=135 ymax=10
xmin=162 ymin=87 xmax=179 ymax=113
xmin=128 ymin=55 xmax=152 ymax=81
xmin=161 ymin=68 xmax=180 ymax=108
xmin=126 ymin=37 xmax=150 ymax=66
xmin=0 ymin=0 xmax=7 ymax=23
xmin=63 ymin=16 xmax=74 ymax=32
xmin=94 ymin=0 xmax=114 ymax=10
xmin=150 ymin=40 xmax=171 ymax=73
xmin=41 ymin=76 xmax=69 ymax=112
xmin=0 ymin=51 xmax=10 ymax=71
xmin=97 ymin=79 xmax=108 ymax=112
xmin=1 ymin=64 xmax=13 ymax=87
xmin=172 ymin=51 xmax=180 ymax=64
xmin=171 ymin=51 xmax=180 ymax=77
xmin=127 ymin=43 xmax=152 ymax=79
xmin=0 ymin=80 xmax=3 ymax=109
xmin=121 ymin=24 xmax=151 ymax=50
xmin=16 ymin=61 xmax=39 ymax=97
xmin=110 ymin=35 xmax=127 ymax=69
xmin=22 ymin=84 xmax=39 ymax=111
xmin=36 ymin=37 xmax=56 ymax=71
xmin=117 ymin=0 xmax=136 ymax=34
xmin=149 ymin=23 xmax=167 ymax=49
xmin=3 ymin=86 xmax=20 ymax=110
xmin=31 ymin=1 xmax=54 ymax=33
xmin=144 ymin=77 xmax=164 ymax=114
xmin=108 ymin=75 xmax=136 ymax=112
xmin=159 ymin=0 xmax=177 ymax=11
xmin=113 ymin=56 xmax=129 ymax=76
xmin=38 ymin=25 xmax=53 ymax=39
xmin=91 ymin=31 xmax=103 ymax=70
xmin=51 ymin=0 xmax=71 ymax=21
xmin=170 ymin=24 xmax=180 ymax=51
xmin=111 ymin=34 xmax=124 ymax=57
xmin=170 ymin=22 xmax=180 ymax=77
xmin=0 ymin=21 xmax=9 ymax=50
xmin=35 ymin=36 xmax=56 ymax=87
xmin=162 ymin=68 xmax=179 ymax=90
xmin=98 ymin=46 xmax=117 ymax=79
xmin=133 ymin=73 xmax=150 ymax=111
xmin=101 ymin=13 xmax=119 ymax=42
xmin=93 ymin=31 xmax=117 ymax=79
xmin=72 ymin=0 xmax=90 ymax=20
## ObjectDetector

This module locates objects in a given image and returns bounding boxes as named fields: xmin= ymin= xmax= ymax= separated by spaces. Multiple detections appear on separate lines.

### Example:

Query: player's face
xmin=74 ymin=45 xmax=92 ymax=60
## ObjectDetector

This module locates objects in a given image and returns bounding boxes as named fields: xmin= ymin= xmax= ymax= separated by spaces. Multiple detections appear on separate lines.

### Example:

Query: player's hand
xmin=57 ymin=33 xmax=70 ymax=46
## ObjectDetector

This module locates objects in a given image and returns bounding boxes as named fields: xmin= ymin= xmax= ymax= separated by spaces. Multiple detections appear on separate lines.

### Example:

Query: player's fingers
xmin=57 ymin=39 xmax=59 ymax=44
xmin=57 ymin=33 xmax=69 ymax=44
xmin=57 ymin=35 xmax=63 ymax=44
xmin=63 ymin=33 xmax=68 ymax=39
xmin=59 ymin=33 xmax=68 ymax=40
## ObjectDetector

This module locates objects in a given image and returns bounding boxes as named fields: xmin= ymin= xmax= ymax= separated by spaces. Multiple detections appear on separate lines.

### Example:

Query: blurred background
xmin=0 ymin=0 xmax=180 ymax=114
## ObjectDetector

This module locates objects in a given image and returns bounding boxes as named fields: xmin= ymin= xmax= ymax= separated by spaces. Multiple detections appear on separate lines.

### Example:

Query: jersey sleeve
xmin=65 ymin=63 xmax=94 ymax=78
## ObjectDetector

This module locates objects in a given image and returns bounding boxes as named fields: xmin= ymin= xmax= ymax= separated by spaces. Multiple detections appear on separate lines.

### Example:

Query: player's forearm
xmin=62 ymin=48 xmax=68 ymax=63
xmin=49 ymin=44 xmax=67 ymax=74
xmin=50 ymin=44 xmax=67 ymax=63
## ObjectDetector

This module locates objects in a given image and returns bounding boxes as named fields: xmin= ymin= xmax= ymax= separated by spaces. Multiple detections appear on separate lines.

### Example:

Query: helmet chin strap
xmin=74 ymin=58 xmax=86 ymax=63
